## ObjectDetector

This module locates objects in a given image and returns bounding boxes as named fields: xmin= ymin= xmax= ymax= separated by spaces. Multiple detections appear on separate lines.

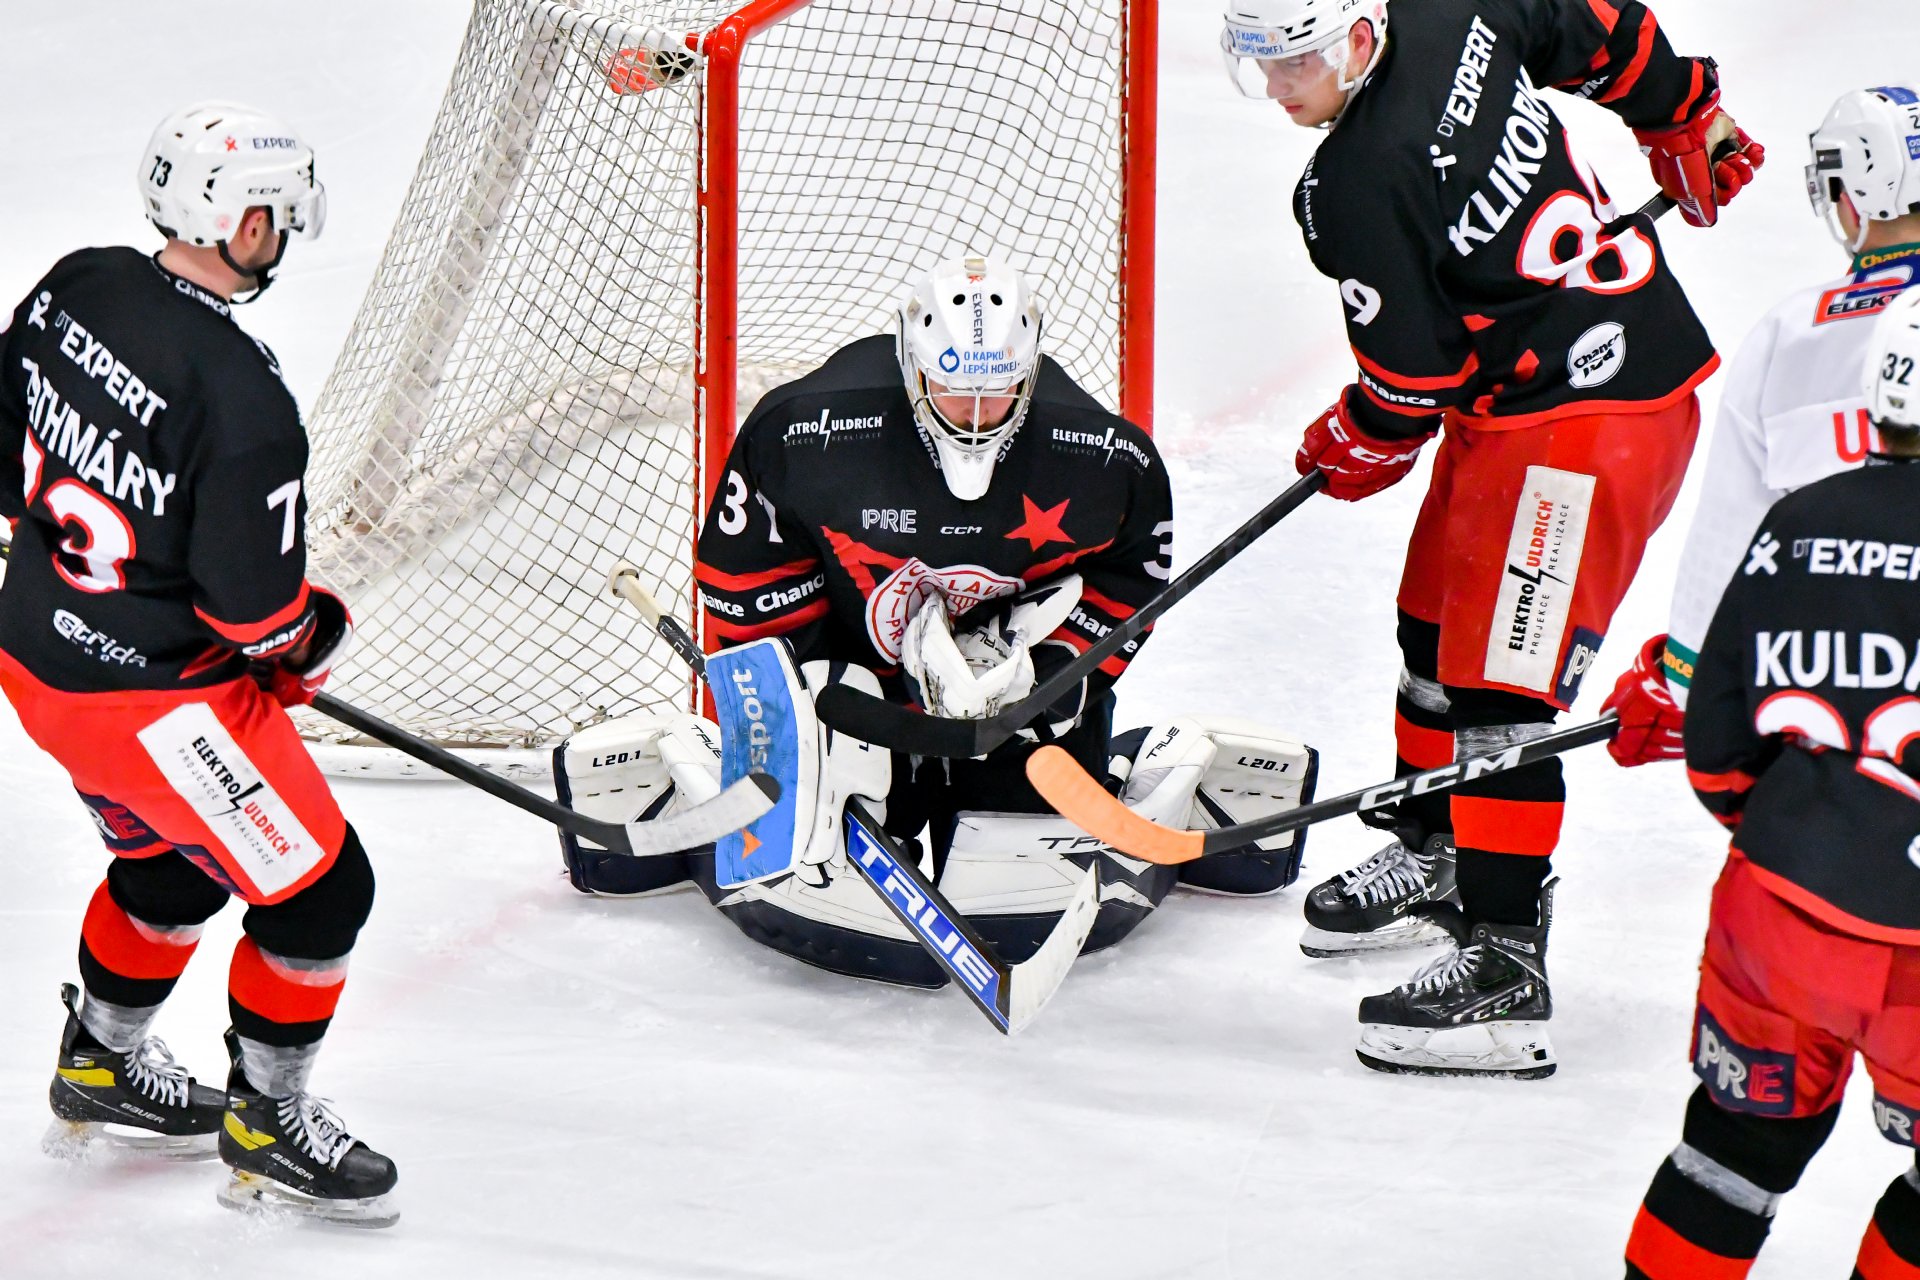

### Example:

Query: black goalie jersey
xmin=0 ymin=248 xmax=316 ymax=693
xmin=695 ymin=335 xmax=1173 ymax=699
xmin=1685 ymin=459 xmax=1920 ymax=942
xmin=1297 ymin=0 xmax=1719 ymax=431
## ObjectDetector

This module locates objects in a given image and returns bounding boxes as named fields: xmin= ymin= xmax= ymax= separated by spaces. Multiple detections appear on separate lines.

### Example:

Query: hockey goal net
xmin=297 ymin=0 xmax=1156 ymax=770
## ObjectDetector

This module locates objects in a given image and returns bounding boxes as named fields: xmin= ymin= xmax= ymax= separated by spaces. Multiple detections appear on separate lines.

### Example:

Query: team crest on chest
xmin=865 ymin=559 xmax=1022 ymax=662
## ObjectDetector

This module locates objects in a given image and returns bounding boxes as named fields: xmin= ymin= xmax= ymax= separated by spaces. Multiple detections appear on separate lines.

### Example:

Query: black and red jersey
xmin=1685 ymin=459 xmax=1920 ymax=942
xmin=0 ymin=247 xmax=317 ymax=692
xmin=1295 ymin=0 xmax=1720 ymax=433
xmin=695 ymin=335 xmax=1173 ymax=698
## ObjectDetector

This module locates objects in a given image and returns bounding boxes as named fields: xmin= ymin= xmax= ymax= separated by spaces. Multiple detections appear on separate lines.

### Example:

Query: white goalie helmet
xmin=139 ymin=101 xmax=326 ymax=253
xmin=1220 ymin=0 xmax=1389 ymax=100
xmin=1806 ymin=86 xmax=1920 ymax=253
xmin=1865 ymin=287 xmax=1920 ymax=433
xmin=896 ymin=253 xmax=1043 ymax=501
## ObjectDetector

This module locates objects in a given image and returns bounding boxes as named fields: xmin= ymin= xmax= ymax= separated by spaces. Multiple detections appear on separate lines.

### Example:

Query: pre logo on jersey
xmin=1813 ymin=270 xmax=1914 ymax=325
xmin=1484 ymin=466 xmax=1593 ymax=693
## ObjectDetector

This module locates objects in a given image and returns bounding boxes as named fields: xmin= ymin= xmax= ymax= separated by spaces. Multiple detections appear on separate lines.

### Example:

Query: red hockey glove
xmin=1633 ymin=92 xmax=1764 ymax=229
xmin=251 ymin=587 xmax=354 ymax=708
xmin=1601 ymin=634 xmax=1685 ymax=767
xmin=1294 ymin=393 xmax=1435 ymax=502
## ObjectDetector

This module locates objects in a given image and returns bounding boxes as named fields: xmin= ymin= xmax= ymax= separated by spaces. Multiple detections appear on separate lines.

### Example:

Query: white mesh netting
xmin=298 ymin=0 xmax=1135 ymax=755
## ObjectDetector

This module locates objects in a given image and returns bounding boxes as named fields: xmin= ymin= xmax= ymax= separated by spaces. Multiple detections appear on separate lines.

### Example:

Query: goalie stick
xmin=1026 ymin=714 xmax=1621 ymax=864
xmin=812 ymin=471 xmax=1329 ymax=757
xmin=608 ymin=561 xmax=1100 ymax=1035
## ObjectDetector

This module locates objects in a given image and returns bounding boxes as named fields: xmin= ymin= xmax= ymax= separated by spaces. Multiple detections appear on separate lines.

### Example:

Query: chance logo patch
xmin=1484 ymin=466 xmax=1593 ymax=694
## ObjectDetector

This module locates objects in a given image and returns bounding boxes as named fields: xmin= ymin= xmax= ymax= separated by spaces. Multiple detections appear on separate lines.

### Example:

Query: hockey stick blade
xmin=842 ymin=800 xmax=1099 ymax=1035
xmin=309 ymin=692 xmax=776 ymax=856
xmin=814 ymin=471 xmax=1329 ymax=757
xmin=1029 ymin=714 xmax=1621 ymax=863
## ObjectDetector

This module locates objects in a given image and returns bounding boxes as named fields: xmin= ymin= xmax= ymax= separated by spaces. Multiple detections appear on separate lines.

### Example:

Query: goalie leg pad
xmin=1111 ymin=718 xmax=1319 ymax=896
xmin=552 ymin=713 xmax=723 ymax=896
xmin=940 ymin=809 xmax=1177 ymax=961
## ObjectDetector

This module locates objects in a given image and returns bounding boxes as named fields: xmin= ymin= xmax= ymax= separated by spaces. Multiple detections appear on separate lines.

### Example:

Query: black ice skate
xmin=217 ymin=1032 xmax=399 ymax=1227
xmin=1354 ymin=881 xmax=1557 ymax=1080
xmin=1298 ymin=834 xmax=1458 ymax=957
xmin=44 ymin=983 xmax=225 ymax=1160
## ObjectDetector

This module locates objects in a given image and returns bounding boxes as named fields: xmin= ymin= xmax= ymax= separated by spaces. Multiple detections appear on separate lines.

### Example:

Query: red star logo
xmin=1005 ymin=496 xmax=1073 ymax=551
xmin=224 ymin=136 xmax=237 ymax=152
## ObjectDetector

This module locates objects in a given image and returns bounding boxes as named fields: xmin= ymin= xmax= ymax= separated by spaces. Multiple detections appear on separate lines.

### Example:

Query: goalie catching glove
xmin=899 ymin=575 xmax=1087 ymax=741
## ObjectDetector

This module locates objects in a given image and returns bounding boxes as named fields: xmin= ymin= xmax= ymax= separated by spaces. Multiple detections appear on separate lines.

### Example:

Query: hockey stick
xmin=1027 ymin=714 xmax=1620 ymax=864
xmin=0 ymin=531 xmax=775 ymax=854
xmin=608 ymin=561 xmax=1100 ymax=1035
xmin=812 ymin=471 xmax=1330 ymax=758
xmin=307 ymin=693 xmax=777 ymax=857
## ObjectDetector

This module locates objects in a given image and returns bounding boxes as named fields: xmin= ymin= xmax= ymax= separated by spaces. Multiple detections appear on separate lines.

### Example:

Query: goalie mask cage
xmin=296 ymin=0 xmax=1156 ymax=770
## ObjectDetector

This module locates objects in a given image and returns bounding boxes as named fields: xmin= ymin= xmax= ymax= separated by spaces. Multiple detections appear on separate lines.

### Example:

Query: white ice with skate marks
xmin=0 ymin=0 xmax=1909 ymax=1276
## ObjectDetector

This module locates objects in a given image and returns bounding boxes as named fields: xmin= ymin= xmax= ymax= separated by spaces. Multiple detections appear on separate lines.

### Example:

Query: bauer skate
xmin=1354 ymin=881 xmax=1556 ymax=1080
xmin=44 ymin=983 xmax=225 ymax=1160
xmin=1298 ymin=834 xmax=1458 ymax=957
xmin=217 ymin=1032 xmax=399 ymax=1228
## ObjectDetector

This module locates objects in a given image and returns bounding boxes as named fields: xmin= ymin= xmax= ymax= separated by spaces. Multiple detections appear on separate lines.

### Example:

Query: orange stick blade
xmin=1025 ymin=745 xmax=1206 ymax=865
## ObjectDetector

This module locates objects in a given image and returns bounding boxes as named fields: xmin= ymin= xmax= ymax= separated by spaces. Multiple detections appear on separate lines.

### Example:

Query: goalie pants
xmin=1623 ymin=855 xmax=1920 ymax=1279
xmin=1390 ymin=396 xmax=1699 ymax=926
xmin=0 ymin=652 xmax=372 ymax=1051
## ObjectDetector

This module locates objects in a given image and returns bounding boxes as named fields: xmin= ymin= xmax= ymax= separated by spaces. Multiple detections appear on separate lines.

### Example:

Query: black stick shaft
xmin=310 ymin=692 xmax=632 ymax=853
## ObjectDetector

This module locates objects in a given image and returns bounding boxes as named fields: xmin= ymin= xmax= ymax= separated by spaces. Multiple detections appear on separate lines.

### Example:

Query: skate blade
xmin=42 ymin=1119 xmax=219 ymax=1162
xmin=218 ymin=1171 xmax=400 ymax=1228
xmin=1354 ymin=1021 xmax=1556 ymax=1080
xmin=1299 ymin=917 xmax=1452 ymax=959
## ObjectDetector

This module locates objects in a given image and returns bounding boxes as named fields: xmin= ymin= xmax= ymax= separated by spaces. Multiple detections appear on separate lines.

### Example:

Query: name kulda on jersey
xmin=1793 ymin=536 xmax=1920 ymax=580
xmin=1755 ymin=630 xmax=1920 ymax=692
xmin=18 ymin=358 xmax=178 ymax=514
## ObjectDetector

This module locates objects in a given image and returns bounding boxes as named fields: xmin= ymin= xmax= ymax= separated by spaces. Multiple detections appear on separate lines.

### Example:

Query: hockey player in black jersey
xmin=1220 ymin=0 xmax=1761 ymax=1075
xmin=555 ymin=255 xmax=1318 ymax=987
xmin=1621 ymin=275 xmax=1920 ymax=1280
xmin=0 ymin=103 xmax=394 ymax=1224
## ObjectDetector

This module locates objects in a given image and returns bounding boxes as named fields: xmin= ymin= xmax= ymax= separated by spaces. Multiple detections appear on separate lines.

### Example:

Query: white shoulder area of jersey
xmin=1730 ymin=266 xmax=1904 ymax=494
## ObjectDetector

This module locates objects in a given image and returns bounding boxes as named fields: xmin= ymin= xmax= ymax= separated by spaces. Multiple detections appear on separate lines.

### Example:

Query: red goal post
xmin=296 ymin=0 xmax=1158 ymax=774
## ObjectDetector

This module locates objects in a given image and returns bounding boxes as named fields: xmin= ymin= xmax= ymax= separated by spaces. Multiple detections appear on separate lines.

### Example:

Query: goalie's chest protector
xmin=748 ymin=340 xmax=1157 ymax=670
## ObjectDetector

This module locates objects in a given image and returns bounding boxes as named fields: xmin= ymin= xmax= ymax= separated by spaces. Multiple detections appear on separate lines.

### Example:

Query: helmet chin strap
xmin=1322 ymin=27 xmax=1386 ymax=127
xmin=218 ymin=230 xmax=289 ymax=305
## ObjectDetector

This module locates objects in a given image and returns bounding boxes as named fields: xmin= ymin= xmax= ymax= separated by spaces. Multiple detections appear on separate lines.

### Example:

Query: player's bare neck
xmin=1859 ymin=214 xmax=1920 ymax=257
xmin=156 ymin=240 xmax=248 ymax=302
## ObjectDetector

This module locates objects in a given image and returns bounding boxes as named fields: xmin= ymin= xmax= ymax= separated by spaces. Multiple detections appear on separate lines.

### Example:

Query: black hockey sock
xmin=1625 ymin=1088 xmax=1838 ymax=1279
xmin=1376 ymin=611 xmax=1452 ymax=846
xmin=1446 ymin=686 xmax=1562 ymax=928
xmin=1852 ymin=1161 xmax=1920 ymax=1279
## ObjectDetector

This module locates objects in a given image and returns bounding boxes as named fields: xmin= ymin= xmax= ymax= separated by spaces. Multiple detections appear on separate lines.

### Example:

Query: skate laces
xmin=1404 ymin=942 xmax=1481 ymax=994
xmin=277 ymin=1094 xmax=356 ymax=1169
xmin=1337 ymin=841 xmax=1429 ymax=906
xmin=123 ymin=1038 xmax=192 ymax=1108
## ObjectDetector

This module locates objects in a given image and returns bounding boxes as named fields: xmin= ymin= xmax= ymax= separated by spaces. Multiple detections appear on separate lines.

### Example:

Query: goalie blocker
xmin=554 ymin=679 xmax=1317 ymax=988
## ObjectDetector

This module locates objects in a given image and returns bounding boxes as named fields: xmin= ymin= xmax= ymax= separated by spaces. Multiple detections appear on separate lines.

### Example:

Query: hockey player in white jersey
xmin=1603 ymin=83 xmax=1920 ymax=765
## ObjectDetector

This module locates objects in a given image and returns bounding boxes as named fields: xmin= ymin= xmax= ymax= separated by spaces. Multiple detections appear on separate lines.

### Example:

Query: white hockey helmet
xmin=1865 ymin=286 xmax=1920 ymax=433
xmin=139 ymin=101 xmax=326 ymax=252
xmin=1220 ymin=0 xmax=1389 ymax=100
xmin=896 ymin=253 xmax=1043 ymax=501
xmin=1806 ymin=86 xmax=1920 ymax=253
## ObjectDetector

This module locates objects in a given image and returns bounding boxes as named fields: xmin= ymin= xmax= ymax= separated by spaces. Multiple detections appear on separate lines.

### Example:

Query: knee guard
xmin=106 ymin=847 xmax=231 ymax=928
xmin=553 ymin=712 xmax=723 ymax=896
xmin=240 ymin=824 xmax=376 ymax=963
xmin=1111 ymin=716 xmax=1318 ymax=896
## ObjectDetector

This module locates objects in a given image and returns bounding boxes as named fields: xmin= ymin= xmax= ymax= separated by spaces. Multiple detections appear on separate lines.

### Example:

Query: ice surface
xmin=0 ymin=1 xmax=1912 ymax=1275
